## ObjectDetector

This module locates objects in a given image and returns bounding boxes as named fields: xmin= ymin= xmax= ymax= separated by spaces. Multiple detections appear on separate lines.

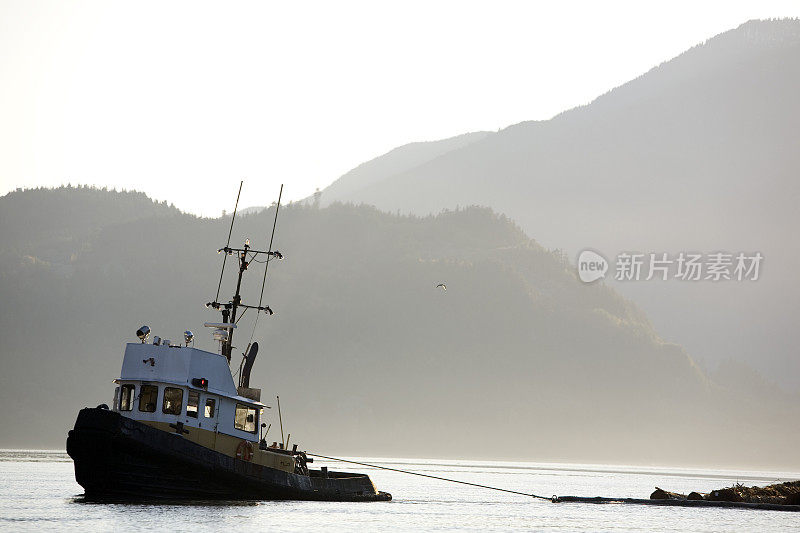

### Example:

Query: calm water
xmin=1 ymin=450 xmax=798 ymax=532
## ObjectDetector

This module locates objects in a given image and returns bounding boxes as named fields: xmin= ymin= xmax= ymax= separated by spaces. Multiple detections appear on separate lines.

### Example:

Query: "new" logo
xmin=577 ymin=250 xmax=608 ymax=283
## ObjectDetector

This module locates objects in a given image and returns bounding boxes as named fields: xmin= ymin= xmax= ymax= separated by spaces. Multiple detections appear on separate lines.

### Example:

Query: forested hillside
xmin=1 ymin=187 xmax=797 ymax=467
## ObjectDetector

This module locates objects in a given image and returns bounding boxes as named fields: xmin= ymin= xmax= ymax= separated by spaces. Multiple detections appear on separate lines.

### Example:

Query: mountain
xmin=240 ymin=133 xmax=491 ymax=215
xmin=322 ymin=131 xmax=492 ymax=203
xmin=1 ymin=187 xmax=797 ymax=468
xmin=318 ymin=19 xmax=800 ymax=390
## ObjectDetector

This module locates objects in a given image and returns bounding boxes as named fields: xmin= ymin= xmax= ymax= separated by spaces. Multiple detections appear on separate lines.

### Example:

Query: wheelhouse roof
xmin=119 ymin=343 xmax=264 ymax=407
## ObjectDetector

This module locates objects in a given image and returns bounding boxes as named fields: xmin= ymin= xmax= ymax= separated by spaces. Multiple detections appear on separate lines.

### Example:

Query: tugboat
xmin=66 ymin=189 xmax=391 ymax=502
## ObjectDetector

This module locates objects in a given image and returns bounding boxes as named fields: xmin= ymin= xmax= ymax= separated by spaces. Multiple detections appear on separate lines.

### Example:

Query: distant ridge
xmin=321 ymin=131 xmax=492 ymax=205
xmin=0 ymin=185 xmax=183 ymax=255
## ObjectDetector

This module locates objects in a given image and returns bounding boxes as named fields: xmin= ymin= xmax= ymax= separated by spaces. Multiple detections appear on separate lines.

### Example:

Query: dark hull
xmin=66 ymin=408 xmax=391 ymax=502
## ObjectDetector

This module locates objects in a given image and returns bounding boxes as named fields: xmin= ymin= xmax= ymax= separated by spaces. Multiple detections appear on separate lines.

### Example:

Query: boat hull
xmin=66 ymin=408 xmax=391 ymax=502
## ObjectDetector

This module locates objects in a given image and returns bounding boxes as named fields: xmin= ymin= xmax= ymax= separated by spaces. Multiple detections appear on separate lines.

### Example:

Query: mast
xmin=224 ymin=241 xmax=249 ymax=361
xmin=207 ymin=185 xmax=283 ymax=366
xmin=207 ymin=241 xmax=280 ymax=363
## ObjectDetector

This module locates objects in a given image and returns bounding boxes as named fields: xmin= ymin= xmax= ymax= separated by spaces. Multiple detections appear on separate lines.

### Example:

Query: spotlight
xmin=136 ymin=326 xmax=150 ymax=343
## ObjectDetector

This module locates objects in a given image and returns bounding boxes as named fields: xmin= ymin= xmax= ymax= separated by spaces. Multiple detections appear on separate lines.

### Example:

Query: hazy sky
xmin=1 ymin=1 xmax=798 ymax=216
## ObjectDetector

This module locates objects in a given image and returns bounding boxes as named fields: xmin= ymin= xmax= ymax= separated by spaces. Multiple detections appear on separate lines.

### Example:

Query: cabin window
xmin=120 ymin=384 xmax=135 ymax=411
xmin=187 ymin=391 xmax=199 ymax=418
xmin=234 ymin=403 xmax=257 ymax=433
xmin=162 ymin=387 xmax=184 ymax=415
xmin=138 ymin=385 xmax=158 ymax=413
xmin=204 ymin=398 xmax=216 ymax=418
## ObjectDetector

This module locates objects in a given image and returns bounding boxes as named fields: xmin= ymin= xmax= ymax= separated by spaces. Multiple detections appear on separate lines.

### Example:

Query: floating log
xmin=553 ymin=495 xmax=800 ymax=512
xmin=650 ymin=487 xmax=686 ymax=500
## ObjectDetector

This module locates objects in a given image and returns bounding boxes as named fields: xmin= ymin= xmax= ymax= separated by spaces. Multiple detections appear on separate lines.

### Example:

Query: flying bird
xmin=436 ymin=283 xmax=447 ymax=291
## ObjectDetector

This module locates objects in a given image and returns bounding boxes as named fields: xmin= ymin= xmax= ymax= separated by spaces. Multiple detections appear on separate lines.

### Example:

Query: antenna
xmin=258 ymin=184 xmax=283 ymax=311
xmin=241 ymin=184 xmax=283 ymax=379
xmin=215 ymin=180 xmax=243 ymax=303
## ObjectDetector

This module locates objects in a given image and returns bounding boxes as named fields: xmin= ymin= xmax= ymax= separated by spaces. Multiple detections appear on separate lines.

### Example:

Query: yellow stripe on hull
xmin=142 ymin=421 xmax=295 ymax=473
